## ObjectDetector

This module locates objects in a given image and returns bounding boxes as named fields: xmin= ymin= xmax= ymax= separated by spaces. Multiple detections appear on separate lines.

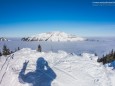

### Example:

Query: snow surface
xmin=0 ymin=48 xmax=115 ymax=86
xmin=21 ymin=31 xmax=85 ymax=41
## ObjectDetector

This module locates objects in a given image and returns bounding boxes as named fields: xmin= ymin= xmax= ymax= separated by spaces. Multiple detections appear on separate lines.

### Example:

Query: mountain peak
xmin=0 ymin=37 xmax=8 ymax=41
xmin=22 ymin=31 xmax=86 ymax=42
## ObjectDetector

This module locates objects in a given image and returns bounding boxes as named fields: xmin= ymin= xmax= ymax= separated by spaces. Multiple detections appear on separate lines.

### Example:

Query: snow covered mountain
xmin=21 ymin=31 xmax=86 ymax=41
xmin=0 ymin=37 xmax=8 ymax=41
xmin=0 ymin=48 xmax=115 ymax=86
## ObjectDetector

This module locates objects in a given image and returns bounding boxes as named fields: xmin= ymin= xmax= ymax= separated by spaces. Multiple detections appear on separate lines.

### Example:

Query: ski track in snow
xmin=0 ymin=48 xmax=115 ymax=86
xmin=0 ymin=54 xmax=14 ymax=84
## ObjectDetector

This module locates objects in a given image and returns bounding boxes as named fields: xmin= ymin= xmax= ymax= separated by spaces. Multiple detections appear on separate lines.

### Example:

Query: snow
xmin=0 ymin=37 xmax=8 ymax=41
xmin=0 ymin=48 xmax=115 ymax=86
xmin=21 ymin=31 xmax=85 ymax=42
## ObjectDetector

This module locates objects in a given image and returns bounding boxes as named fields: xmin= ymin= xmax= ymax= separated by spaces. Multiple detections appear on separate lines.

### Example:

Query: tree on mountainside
xmin=95 ymin=53 xmax=97 ymax=56
xmin=111 ymin=49 xmax=114 ymax=55
xmin=2 ymin=45 xmax=11 ymax=55
xmin=18 ymin=47 xmax=20 ymax=50
xmin=97 ymin=49 xmax=115 ymax=64
xmin=37 ymin=45 xmax=42 ymax=52
xmin=0 ymin=51 xmax=2 ymax=56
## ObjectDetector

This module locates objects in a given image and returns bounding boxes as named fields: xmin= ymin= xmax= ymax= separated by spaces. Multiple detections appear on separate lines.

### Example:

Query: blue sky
xmin=0 ymin=0 xmax=115 ymax=37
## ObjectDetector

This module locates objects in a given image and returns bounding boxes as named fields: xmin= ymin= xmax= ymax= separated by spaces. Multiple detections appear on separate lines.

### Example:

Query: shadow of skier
xmin=18 ymin=57 xmax=56 ymax=86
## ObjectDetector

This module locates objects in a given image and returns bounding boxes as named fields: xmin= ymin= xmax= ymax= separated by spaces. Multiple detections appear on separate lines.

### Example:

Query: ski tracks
xmin=51 ymin=55 xmax=113 ymax=86
xmin=0 ymin=54 xmax=14 ymax=84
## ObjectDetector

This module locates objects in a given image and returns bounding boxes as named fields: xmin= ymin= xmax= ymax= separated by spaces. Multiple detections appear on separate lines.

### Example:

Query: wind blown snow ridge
xmin=0 ymin=48 xmax=115 ymax=86
xmin=21 ymin=31 xmax=86 ymax=41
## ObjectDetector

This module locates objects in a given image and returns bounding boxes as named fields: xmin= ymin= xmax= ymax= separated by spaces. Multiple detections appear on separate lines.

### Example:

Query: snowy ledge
xmin=0 ymin=48 xmax=115 ymax=86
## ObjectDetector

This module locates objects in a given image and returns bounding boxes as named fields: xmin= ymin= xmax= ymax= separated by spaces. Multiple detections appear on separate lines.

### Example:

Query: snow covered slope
xmin=21 ymin=31 xmax=85 ymax=41
xmin=0 ymin=48 xmax=115 ymax=86
xmin=0 ymin=37 xmax=8 ymax=41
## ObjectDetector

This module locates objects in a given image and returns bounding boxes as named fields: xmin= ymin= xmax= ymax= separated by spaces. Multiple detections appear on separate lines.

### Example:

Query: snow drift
xmin=0 ymin=48 xmax=115 ymax=86
xmin=21 ymin=31 xmax=86 ymax=42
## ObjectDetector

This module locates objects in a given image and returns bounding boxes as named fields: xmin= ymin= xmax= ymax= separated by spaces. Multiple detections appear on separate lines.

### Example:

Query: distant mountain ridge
xmin=0 ymin=37 xmax=8 ymax=41
xmin=21 ymin=31 xmax=86 ymax=42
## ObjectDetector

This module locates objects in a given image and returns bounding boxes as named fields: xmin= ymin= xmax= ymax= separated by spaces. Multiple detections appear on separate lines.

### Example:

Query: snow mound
xmin=0 ymin=48 xmax=115 ymax=86
xmin=21 ymin=31 xmax=86 ymax=42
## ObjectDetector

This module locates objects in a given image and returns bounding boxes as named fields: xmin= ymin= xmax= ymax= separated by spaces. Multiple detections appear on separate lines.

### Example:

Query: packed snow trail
xmin=0 ymin=54 xmax=14 ymax=84
xmin=0 ymin=48 xmax=115 ymax=86
xmin=0 ymin=54 xmax=12 ymax=71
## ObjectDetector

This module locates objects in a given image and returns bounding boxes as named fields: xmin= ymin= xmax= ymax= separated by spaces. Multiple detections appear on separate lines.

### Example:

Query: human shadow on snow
xmin=19 ymin=57 xmax=56 ymax=86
